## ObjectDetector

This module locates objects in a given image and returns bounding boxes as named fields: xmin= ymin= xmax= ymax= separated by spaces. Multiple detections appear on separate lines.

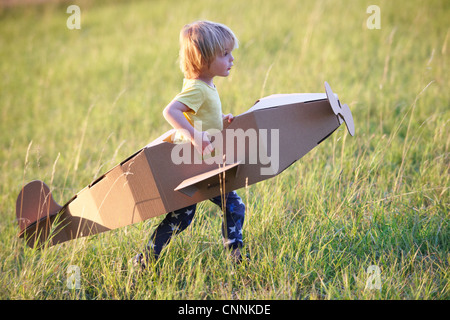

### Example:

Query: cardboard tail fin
xmin=16 ymin=180 xmax=62 ymax=239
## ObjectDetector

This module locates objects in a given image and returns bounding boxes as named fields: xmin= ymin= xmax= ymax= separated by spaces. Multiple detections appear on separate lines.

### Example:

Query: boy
xmin=133 ymin=21 xmax=245 ymax=270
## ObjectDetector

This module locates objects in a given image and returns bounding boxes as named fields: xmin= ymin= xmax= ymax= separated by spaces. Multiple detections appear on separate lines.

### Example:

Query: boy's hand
xmin=192 ymin=130 xmax=214 ymax=156
xmin=223 ymin=113 xmax=234 ymax=123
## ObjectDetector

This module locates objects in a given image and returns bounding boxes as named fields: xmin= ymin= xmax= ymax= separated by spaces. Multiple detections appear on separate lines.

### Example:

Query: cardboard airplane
xmin=16 ymin=82 xmax=354 ymax=248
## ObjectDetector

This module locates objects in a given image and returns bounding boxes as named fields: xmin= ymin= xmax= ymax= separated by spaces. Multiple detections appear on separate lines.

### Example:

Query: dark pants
xmin=146 ymin=191 xmax=245 ymax=259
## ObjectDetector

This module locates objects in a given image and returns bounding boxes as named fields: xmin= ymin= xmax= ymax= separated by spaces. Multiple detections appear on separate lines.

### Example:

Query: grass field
xmin=0 ymin=0 xmax=448 ymax=300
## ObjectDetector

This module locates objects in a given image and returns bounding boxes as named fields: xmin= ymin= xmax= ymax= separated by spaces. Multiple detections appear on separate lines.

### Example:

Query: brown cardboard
xmin=16 ymin=82 xmax=355 ymax=248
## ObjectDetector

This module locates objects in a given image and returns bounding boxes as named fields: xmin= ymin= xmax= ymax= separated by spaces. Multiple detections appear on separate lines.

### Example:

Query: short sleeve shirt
xmin=174 ymin=79 xmax=223 ymax=135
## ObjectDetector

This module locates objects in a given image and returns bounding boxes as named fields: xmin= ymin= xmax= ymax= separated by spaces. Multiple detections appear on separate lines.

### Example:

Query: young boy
xmin=133 ymin=21 xmax=245 ymax=269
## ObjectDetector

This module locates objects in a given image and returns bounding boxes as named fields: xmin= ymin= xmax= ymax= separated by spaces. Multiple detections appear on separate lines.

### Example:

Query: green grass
xmin=0 ymin=0 xmax=448 ymax=300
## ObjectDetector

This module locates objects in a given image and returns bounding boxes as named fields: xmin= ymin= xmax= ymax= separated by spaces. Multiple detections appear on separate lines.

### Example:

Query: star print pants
xmin=146 ymin=191 xmax=245 ymax=259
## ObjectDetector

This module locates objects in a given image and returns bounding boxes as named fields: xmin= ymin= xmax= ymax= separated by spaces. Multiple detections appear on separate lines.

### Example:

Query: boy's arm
xmin=163 ymin=100 xmax=214 ymax=155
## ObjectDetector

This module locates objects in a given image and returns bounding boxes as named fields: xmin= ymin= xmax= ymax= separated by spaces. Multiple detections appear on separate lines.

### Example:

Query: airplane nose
xmin=339 ymin=103 xmax=355 ymax=136
xmin=324 ymin=82 xmax=355 ymax=136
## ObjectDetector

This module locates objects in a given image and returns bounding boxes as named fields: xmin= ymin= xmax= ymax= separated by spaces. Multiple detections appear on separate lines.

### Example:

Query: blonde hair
xmin=179 ymin=20 xmax=239 ymax=79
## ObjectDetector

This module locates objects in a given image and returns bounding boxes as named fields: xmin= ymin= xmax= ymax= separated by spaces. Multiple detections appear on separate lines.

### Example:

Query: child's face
xmin=208 ymin=45 xmax=235 ymax=78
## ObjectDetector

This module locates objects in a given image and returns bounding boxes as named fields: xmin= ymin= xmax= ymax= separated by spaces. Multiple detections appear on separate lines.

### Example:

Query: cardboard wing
xmin=16 ymin=82 xmax=354 ymax=248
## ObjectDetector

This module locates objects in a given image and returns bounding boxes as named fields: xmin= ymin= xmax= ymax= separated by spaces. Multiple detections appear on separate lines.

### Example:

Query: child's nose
xmin=230 ymin=53 xmax=234 ymax=62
